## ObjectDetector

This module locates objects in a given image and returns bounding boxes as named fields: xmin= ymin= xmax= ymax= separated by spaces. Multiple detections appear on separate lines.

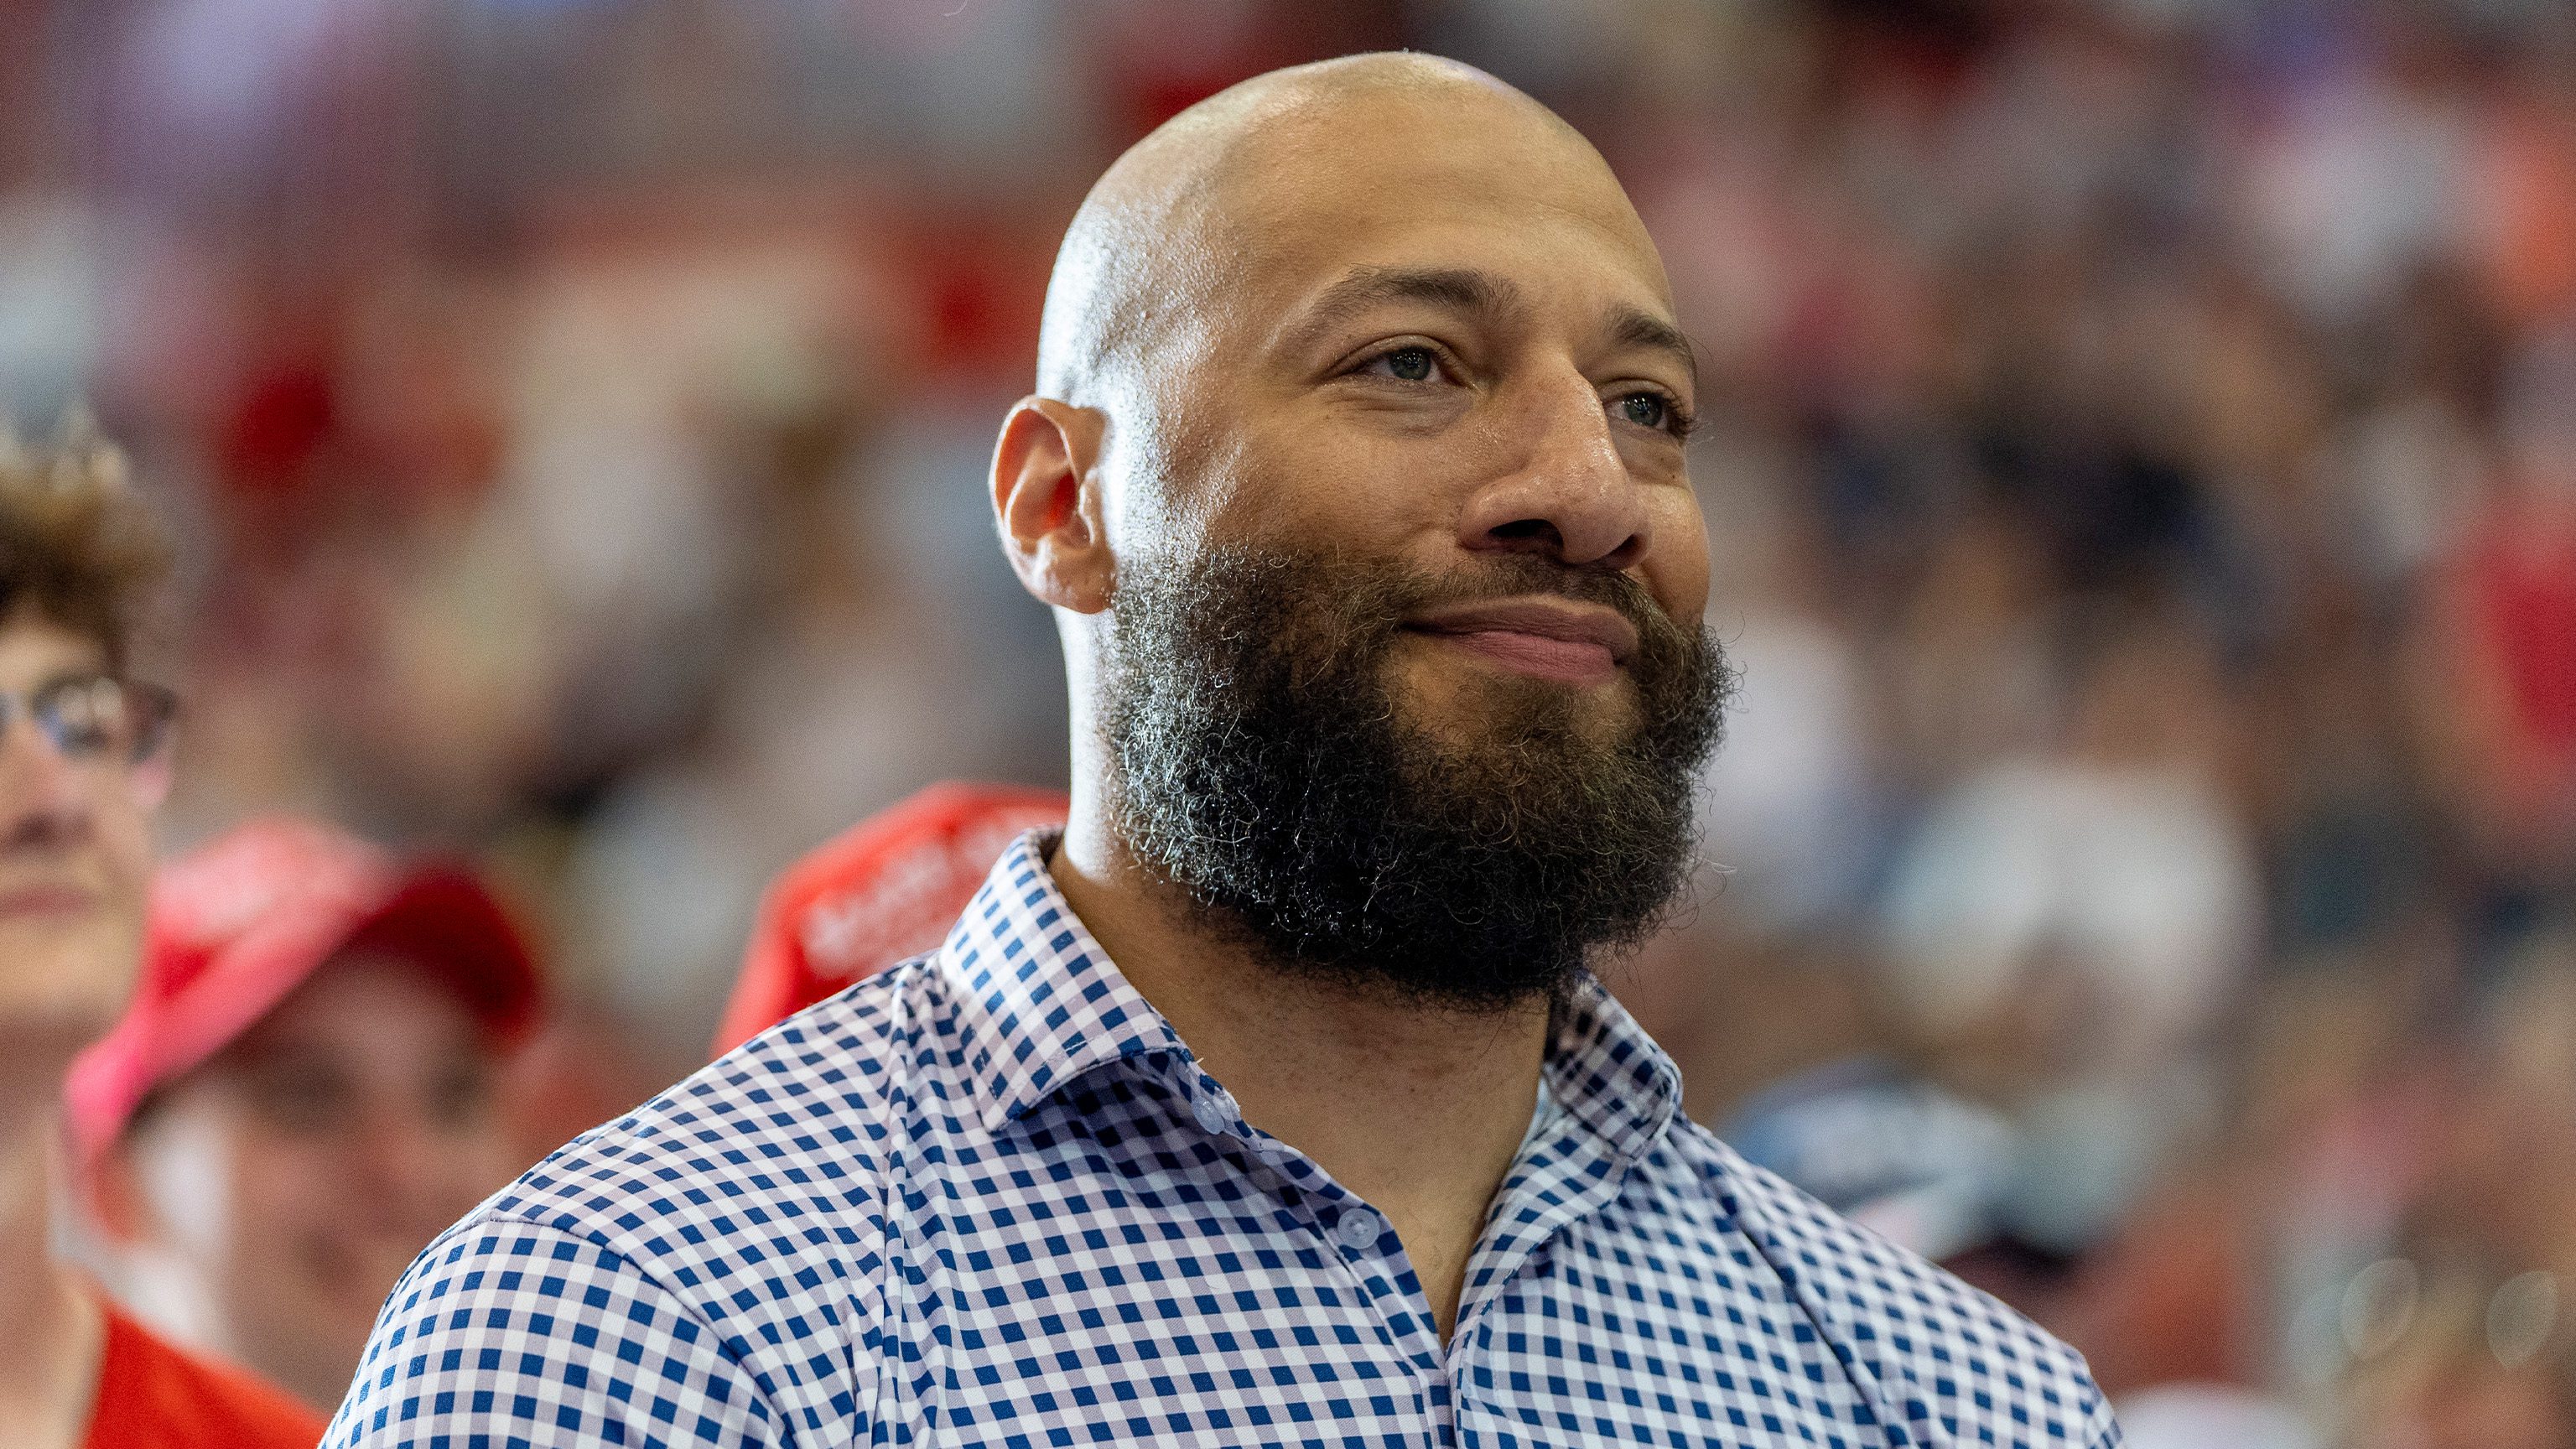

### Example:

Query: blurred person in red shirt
xmin=0 ymin=430 xmax=319 ymax=1448
xmin=70 ymin=816 xmax=541 ymax=1414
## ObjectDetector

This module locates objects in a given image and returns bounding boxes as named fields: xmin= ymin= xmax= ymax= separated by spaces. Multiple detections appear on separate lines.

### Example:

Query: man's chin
xmin=0 ymin=918 xmax=138 ymax=1035
xmin=1390 ymin=665 xmax=1641 ymax=760
xmin=304 ymin=1246 xmax=436 ymax=1339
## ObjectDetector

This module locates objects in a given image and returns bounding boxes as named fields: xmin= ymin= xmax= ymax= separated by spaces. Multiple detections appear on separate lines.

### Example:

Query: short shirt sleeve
xmin=328 ymin=1216 xmax=783 ymax=1449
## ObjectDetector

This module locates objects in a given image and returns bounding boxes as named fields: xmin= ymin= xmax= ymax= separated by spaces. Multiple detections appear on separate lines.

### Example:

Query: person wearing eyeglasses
xmin=68 ymin=815 xmax=543 ymax=1415
xmin=0 ymin=434 xmax=319 ymax=1449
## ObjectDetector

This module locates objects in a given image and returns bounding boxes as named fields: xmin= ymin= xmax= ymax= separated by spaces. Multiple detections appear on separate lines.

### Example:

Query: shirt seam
xmin=458 ymin=1200 xmax=851 ymax=1442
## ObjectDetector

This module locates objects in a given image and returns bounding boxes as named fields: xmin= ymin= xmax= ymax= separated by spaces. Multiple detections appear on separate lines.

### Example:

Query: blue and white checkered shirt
xmin=330 ymin=832 xmax=2117 ymax=1447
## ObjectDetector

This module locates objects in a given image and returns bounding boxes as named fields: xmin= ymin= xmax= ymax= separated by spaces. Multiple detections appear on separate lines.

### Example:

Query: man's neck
xmin=1052 ymin=811 xmax=1550 ymax=1343
xmin=0 ymin=1077 xmax=106 ymax=1449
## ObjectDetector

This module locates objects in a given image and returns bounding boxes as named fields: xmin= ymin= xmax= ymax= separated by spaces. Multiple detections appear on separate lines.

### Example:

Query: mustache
xmin=1275 ymin=550 xmax=1685 ymax=647
xmin=1370 ymin=548 xmax=1690 ymax=652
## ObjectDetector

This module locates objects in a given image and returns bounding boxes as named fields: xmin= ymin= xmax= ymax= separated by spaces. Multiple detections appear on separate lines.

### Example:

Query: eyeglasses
xmin=0 ymin=674 xmax=179 ymax=803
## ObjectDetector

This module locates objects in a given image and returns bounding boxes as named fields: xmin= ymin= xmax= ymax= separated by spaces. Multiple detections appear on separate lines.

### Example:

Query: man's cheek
xmin=231 ymin=1129 xmax=344 ymax=1249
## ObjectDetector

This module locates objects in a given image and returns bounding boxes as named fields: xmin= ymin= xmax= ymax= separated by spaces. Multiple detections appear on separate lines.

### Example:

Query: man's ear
xmin=991 ymin=397 xmax=1114 ymax=615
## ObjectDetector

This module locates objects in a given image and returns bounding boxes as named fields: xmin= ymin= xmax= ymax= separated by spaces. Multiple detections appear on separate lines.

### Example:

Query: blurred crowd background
xmin=8 ymin=0 xmax=2576 ymax=1442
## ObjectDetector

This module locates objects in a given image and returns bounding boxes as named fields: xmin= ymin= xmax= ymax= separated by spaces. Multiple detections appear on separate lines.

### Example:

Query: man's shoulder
xmin=478 ymin=954 xmax=953 ymax=1280
xmin=1668 ymin=1121 xmax=2118 ymax=1444
xmin=337 ymin=960 xmax=959 ymax=1444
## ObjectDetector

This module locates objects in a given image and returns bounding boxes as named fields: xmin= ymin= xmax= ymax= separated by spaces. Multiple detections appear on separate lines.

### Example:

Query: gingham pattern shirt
xmin=330 ymin=832 xmax=2118 ymax=1447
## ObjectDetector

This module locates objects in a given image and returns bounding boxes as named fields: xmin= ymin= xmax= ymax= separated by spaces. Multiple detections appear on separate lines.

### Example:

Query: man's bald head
xmin=1035 ymin=54 xmax=1653 ymax=413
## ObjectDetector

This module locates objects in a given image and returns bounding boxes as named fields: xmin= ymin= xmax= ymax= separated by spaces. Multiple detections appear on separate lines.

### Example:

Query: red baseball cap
xmin=65 ymin=816 xmax=542 ymax=1167
xmin=712 ymin=781 xmax=1067 ymax=1057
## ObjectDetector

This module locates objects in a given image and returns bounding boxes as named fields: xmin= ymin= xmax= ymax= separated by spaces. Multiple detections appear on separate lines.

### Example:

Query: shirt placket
xmin=1443 ymin=1097 xmax=1645 ymax=1449
xmin=1159 ymin=1057 xmax=1455 ymax=1449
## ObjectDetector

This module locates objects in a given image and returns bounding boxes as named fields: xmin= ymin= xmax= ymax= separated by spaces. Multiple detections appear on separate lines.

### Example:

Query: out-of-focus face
xmin=0 ymin=614 xmax=153 ymax=1077
xmin=116 ymin=949 xmax=515 ymax=1410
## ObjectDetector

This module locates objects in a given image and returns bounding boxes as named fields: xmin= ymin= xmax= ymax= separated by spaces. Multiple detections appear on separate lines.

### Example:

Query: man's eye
xmin=1367 ymin=346 xmax=1439 ymax=383
xmin=1617 ymin=392 xmax=1670 ymax=430
xmin=52 ymin=719 xmax=115 ymax=755
xmin=241 ymin=1063 xmax=356 ymax=1134
xmin=33 ymin=679 xmax=125 ymax=757
xmin=426 ymin=1061 xmax=497 ymax=1131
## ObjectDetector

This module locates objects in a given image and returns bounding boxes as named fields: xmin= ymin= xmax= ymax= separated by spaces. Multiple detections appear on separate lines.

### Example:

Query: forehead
xmin=0 ymin=613 xmax=106 ymax=689
xmin=232 ymin=948 xmax=486 ymax=1059
xmin=1208 ymin=92 xmax=1672 ymax=324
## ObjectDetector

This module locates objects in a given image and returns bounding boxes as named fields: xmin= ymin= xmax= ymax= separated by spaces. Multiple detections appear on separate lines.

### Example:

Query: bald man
xmin=330 ymin=57 xmax=2116 ymax=1447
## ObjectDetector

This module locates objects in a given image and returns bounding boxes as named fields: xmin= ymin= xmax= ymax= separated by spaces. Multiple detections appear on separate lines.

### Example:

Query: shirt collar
xmin=938 ymin=828 xmax=1685 ymax=1158
xmin=937 ymin=830 xmax=1191 ymax=1135
xmin=1543 ymin=973 xmax=1686 ymax=1162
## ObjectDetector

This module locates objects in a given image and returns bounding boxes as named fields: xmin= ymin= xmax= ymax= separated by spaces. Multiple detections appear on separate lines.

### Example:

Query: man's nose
xmin=0 ymin=715 xmax=95 ymax=850
xmin=350 ymin=1102 xmax=470 ymax=1225
xmin=1456 ymin=371 xmax=1652 ymax=571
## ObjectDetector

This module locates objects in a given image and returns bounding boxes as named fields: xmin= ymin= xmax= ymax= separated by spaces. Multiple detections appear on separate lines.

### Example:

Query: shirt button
xmin=1333 ymin=1208 xmax=1382 ymax=1252
xmin=1192 ymin=1091 xmax=1231 ymax=1135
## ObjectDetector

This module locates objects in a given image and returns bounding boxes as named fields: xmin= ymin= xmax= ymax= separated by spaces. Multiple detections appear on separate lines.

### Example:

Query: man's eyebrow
xmin=1284 ymin=265 xmax=1700 ymax=387
xmin=1607 ymin=304 xmax=1699 ymax=389
xmin=1281 ymin=266 xmax=1526 ymax=353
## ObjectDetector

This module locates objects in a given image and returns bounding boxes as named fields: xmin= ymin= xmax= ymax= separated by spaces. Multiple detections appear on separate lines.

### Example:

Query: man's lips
xmin=0 ymin=881 xmax=97 ymax=919
xmin=1403 ymin=598 xmax=1640 ymax=687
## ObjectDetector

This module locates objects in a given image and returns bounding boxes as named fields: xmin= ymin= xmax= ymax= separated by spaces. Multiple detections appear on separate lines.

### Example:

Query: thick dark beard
xmin=1100 ymin=543 xmax=1732 ymax=1010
